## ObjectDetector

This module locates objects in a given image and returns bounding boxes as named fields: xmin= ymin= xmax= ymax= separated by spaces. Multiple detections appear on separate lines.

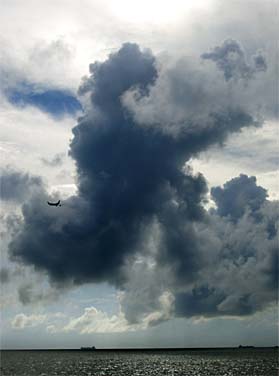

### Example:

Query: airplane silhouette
xmin=47 ymin=200 xmax=61 ymax=207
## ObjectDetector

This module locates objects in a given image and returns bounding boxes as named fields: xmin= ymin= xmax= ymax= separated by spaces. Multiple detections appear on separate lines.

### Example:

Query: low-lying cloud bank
xmin=6 ymin=41 xmax=278 ymax=327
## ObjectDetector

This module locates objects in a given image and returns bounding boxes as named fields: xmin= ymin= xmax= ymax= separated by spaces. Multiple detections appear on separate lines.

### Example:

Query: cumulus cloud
xmin=9 ymin=43 xmax=257 ymax=283
xmin=211 ymin=174 xmax=268 ymax=221
xmin=7 ymin=42 xmax=278 ymax=326
xmin=63 ymin=306 xmax=129 ymax=334
xmin=201 ymin=39 xmax=267 ymax=82
xmin=11 ymin=313 xmax=47 ymax=329
xmin=122 ymin=43 xmax=265 ymax=137
xmin=174 ymin=175 xmax=278 ymax=318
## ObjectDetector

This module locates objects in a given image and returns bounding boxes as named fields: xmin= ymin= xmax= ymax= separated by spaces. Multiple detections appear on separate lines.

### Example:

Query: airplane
xmin=47 ymin=200 xmax=61 ymax=207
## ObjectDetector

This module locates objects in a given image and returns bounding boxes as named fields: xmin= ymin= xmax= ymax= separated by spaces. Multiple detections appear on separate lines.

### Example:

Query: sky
xmin=0 ymin=0 xmax=278 ymax=349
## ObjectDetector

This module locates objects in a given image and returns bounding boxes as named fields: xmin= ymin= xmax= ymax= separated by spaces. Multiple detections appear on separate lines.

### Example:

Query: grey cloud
xmin=17 ymin=283 xmax=61 ymax=305
xmin=252 ymin=51 xmax=267 ymax=72
xmin=122 ymin=44 xmax=264 ymax=138
xmin=0 ymin=268 xmax=10 ymax=283
xmin=175 ymin=287 xmax=225 ymax=317
xmin=0 ymin=168 xmax=43 ymax=203
xmin=201 ymin=39 xmax=267 ymax=82
xmin=211 ymin=174 xmax=268 ymax=221
xmin=18 ymin=284 xmax=32 ymax=305
xmin=121 ymin=175 xmax=278 ymax=322
xmin=173 ymin=176 xmax=278 ymax=318
xmin=41 ymin=153 xmax=65 ymax=167
xmin=8 ymin=43 xmax=276 ymax=324
xmin=120 ymin=250 xmax=173 ymax=325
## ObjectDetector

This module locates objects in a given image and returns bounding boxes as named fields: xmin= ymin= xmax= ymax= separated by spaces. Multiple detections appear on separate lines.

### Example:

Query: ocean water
xmin=0 ymin=348 xmax=278 ymax=376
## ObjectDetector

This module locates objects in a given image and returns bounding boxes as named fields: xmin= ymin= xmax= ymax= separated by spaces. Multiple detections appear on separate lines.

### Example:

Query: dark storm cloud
xmin=8 ymin=43 xmax=276 ymax=322
xmin=211 ymin=174 xmax=268 ymax=221
xmin=201 ymin=39 xmax=267 ymax=81
xmin=0 ymin=168 xmax=43 ymax=203
xmin=9 ymin=43 xmax=256 ymax=284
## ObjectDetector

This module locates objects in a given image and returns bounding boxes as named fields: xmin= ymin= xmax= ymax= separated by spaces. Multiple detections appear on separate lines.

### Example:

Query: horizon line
xmin=1 ymin=346 xmax=278 ymax=351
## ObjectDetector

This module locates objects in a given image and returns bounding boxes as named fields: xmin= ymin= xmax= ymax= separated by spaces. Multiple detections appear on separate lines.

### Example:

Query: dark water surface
xmin=1 ymin=348 xmax=278 ymax=376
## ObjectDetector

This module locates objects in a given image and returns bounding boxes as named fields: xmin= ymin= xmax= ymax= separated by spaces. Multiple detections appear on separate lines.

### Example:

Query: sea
xmin=0 ymin=348 xmax=278 ymax=376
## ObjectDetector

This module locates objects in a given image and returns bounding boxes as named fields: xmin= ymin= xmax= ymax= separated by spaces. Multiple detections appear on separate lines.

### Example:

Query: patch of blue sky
xmin=66 ymin=283 xmax=119 ymax=316
xmin=6 ymin=82 xmax=83 ymax=117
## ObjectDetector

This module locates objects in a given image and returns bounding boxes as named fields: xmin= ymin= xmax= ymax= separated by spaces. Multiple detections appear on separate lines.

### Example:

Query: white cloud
xmin=50 ymin=184 xmax=78 ymax=199
xmin=0 ymin=0 xmax=241 ymax=96
xmin=53 ymin=291 xmax=175 ymax=334
xmin=0 ymin=99 xmax=76 ymax=193
xmin=11 ymin=313 xmax=46 ymax=329
xmin=140 ymin=291 xmax=175 ymax=327
xmin=46 ymin=324 xmax=58 ymax=334
xmin=1 ymin=0 xmax=277 ymax=96
xmin=63 ymin=306 xmax=130 ymax=333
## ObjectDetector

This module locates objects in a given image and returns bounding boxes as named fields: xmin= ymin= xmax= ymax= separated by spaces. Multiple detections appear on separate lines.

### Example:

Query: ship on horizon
xmin=80 ymin=346 xmax=96 ymax=351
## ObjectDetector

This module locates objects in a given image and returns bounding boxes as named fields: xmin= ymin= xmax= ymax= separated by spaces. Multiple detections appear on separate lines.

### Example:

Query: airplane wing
xmin=47 ymin=201 xmax=60 ymax=206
